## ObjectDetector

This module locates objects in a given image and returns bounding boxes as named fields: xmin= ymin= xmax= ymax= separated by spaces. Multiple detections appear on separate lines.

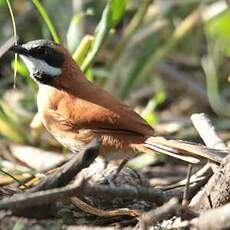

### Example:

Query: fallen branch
xmin=191 ymin=113 xmax=227 ymax=150
xmin=30 ymin=137 xmax=101 ymax=192
xmin=190 ymin=113 xmax=230 ymax=210
xmin=191 ymin=159 xmax=230 ymax=210
xmin=191 ymin=202 xmax=230 ymax=230
xmin=139 ymin=198 xmax=179 ymax=229
xmin=2 ymin=138 xmax=159 ymax=218
xmin=2 ymin=138 xmax=101 ymax=217
xmin=0 ymin=181 xmax=168 ymax=210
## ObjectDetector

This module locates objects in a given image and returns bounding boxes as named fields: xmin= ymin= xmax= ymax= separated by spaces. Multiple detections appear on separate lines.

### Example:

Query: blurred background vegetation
xmin=0 ymin=0 xmax=229 ymax=173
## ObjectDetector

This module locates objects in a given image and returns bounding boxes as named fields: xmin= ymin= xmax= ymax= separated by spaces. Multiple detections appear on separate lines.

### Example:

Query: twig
xmin=30 ymin=138 xmax=101 ymax=192
xmin=71 ymin=197 xmax=142 ymax=217
xmin=162 ymin=164 xmax=211 ymax=191
xmin=191 ymin=113 xmax=228 ymax=150
xmin=182 ymin=164 xmax=192 ymax=207
xmin=162 ymin=168 xmax=212 ymax=205
xmin=0 ymin=36 xmax=17 ymax=58
xmin=139 ymin=198 xmax=179 ymax=229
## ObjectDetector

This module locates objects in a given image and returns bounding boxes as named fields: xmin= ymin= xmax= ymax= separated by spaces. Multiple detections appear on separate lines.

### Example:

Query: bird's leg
xmin=110 ymin=159 xmax=129 ymax=182
xmin=85 ymin=158 xmax=108 ymax=179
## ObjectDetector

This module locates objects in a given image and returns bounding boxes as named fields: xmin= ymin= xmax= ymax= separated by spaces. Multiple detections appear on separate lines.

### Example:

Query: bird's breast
xmin=51 ymin=131 xmax=86 ymax=152
xmin=36 ymin=85 xmax=86 ymax=152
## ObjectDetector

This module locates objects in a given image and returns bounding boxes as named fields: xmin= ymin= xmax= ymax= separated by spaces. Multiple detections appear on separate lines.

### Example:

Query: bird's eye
xmin=39 ymin=47 xmax=47 ymax=54
xmin=34 ymin=47 xmax=49 ymax=54
xmin=43 ymin=48 xmax=49 ymax=54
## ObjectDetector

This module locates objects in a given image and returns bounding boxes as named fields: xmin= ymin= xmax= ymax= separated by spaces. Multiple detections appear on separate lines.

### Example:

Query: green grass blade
xmin=81 ymin=0 xmax=127 ymax=72
xmin=0 ymin=116 xmax=26 ymax=144
xmin=119 ymin=9 xmax=202 ymax=98
xmin=108 ymin=0 xmax=151 ymax=67
xmin=0 ymin=168 xmax=28 ymax=189
xmin=32 ymin=0 xmax=61 ymax=43
xmin=6 ymin=0 xmax=18 ymax=88
xmin=0 ymin=101 xmax=29 ymax=144
xmin=72 ymin=35 xmax=94 ymax=67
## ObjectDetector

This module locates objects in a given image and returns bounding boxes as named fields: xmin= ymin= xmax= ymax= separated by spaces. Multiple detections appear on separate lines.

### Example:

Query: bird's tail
xmin=136 ymin=136 xmax=229 ymax=164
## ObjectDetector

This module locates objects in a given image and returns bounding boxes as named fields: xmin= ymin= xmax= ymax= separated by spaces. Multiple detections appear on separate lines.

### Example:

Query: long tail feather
xmin=139 ymin=136 xmax=229 ymax=164
xmin=143 ymin=142 xmax=200 ymax=163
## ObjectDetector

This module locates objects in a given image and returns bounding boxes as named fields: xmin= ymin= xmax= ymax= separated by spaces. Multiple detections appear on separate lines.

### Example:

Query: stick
xmin=182 ymin=164 xmax=192 ymax=207
xmin=191 ymin=202 xmax=230 ymax=230
xmin=190 ymin=113 xmax=230 ymax=210
xmin=0 ymin=182 xmax=168 ymax=210
xmin=7 ymin=138 xmax=148 ymax=218
xmin=139 ymin=198 xmax=179 ymax=229
xmin=7 ymin=138 xmax=101 ymax=217
xmin=29 ymin=137 xmax=101 ymax=192
xmin=0 ymin=36 xmax=17 ymax=58
xmin=191 ymin=113 xmax=227 ymax=150
xmin=71 ymin=197 xmax=142 ymax=217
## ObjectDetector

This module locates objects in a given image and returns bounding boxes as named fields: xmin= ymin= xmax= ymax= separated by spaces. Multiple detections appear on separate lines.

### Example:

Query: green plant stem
xmin=81 ymin=5 xmax=110 ymax=72
xmin=119 ymin=9 xmax=202 ymax=98
xmin=108 ymin=0 xmax=152 ymax=67
xmin=0 ymin=112 xmax=29 ymax=144
xmin=0 ymin=168 xmax=28 ymax=189
xmin=202 ymin=56 xmax=230 ymax=117
xmin=32 ymin=0 xmax=61 ymax=43
xmin=6 ymin=0 xmax=18 ymax=88
xmin=81 ymin=0 xmax=127 ymax=72
xmin=72 ymin=35 xmax=94 ymax=67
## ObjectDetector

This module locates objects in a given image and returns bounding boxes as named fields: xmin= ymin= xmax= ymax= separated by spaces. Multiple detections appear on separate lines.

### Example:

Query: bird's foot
xmin=85 ymin=158 xmax=108 ymax=180
xmin=109 ymin=159 xmax=128 ymax=184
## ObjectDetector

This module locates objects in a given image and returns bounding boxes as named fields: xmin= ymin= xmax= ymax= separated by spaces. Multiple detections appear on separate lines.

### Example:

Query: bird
xmin=10 ymin=39 xmax=229 ymax=166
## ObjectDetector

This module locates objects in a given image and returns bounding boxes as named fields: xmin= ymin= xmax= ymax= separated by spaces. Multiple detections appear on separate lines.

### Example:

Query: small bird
xmin=10 ymin=40 xmax=228 ymax=165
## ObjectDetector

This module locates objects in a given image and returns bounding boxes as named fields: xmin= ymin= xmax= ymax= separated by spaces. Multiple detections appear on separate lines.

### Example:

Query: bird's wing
xmin=49 ymin=85 xmax=154 ymax=137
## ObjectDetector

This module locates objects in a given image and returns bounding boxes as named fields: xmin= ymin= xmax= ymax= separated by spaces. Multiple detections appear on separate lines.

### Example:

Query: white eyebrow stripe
xmin=20 ymin=55 xmax=61 ymax=77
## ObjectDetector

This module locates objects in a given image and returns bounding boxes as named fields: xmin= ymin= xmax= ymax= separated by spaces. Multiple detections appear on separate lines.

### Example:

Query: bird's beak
xmin=10 ymin=44 xmax=29 ymax=56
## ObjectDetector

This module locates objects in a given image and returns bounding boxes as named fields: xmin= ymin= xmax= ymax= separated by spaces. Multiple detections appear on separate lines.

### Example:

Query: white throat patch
xmin=20 ymin=55 xmax=62 ymax=78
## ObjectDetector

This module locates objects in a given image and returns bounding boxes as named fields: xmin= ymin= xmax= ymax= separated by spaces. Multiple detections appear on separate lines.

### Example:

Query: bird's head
xmin=10 ymin=40 xmax=75 ymax=86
